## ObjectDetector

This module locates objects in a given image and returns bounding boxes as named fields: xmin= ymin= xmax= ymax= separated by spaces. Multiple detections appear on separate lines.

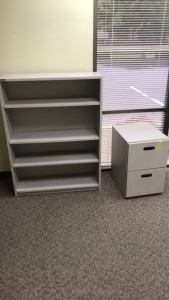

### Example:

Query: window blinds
xmin=97 ymin=0 xmax=169 ymax=166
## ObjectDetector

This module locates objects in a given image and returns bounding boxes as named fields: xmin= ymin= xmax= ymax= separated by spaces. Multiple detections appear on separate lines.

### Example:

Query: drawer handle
xmin=143 ymin=147 xmax=155 ymax=151
xmin=141 ymin=174 xmax=152 ymax=178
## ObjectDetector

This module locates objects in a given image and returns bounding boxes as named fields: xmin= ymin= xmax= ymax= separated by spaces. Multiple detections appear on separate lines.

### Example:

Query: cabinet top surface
xmin=0 ymin=72 xmax=102 ymax=81
xmin=113 ymin=122 xmax=169 ymax=143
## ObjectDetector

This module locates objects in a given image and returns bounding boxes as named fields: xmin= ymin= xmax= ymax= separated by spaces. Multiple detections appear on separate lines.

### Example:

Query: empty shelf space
xmin=13 ymin=151 xmax=99 ymax=168
xmin=16 ymin=174 xmax=99 ymax=194
xmin=10 ymin=129 xmax=99 ymax=144
xmin=4 ymin=97 xmax=100 ymax=108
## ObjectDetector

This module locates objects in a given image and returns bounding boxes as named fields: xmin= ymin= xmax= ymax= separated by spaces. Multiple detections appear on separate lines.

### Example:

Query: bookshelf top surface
xmin=0 ymin=72 xmax=102 ymax=82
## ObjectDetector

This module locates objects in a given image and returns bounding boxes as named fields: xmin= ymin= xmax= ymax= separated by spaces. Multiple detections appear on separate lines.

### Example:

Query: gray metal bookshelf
xmin=0 ymin=72 xmax=102 ymax=196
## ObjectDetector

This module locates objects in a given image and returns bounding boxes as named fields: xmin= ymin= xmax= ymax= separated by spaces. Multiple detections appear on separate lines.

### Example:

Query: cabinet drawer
xmin=128 ymin=140 xmax=169 ymax=171
xmin=126 ymin=168 xmax=166 ymax=198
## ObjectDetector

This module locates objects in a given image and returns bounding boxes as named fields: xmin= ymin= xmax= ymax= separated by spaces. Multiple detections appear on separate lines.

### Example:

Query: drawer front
xmin=126 ymin=168 xmax=166 ymax=198
xmin=128 ymin=140 xmax=169 ymax=171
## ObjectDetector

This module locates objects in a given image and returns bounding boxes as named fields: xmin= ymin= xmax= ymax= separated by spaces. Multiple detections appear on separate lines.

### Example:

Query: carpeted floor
xmin=0 ymin=170 xmax=169 ymax=300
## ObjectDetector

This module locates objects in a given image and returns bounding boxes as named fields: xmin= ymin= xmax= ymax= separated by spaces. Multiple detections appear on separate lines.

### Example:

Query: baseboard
xmin=101 ymin=167 xmax=111 ymax=171
xmin=0 ymin=171 xmax=12 ymax=178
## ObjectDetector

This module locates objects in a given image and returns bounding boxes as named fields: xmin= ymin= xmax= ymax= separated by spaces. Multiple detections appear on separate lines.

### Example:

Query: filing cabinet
xmin=111 ymin=122 xmax=169 ymax=198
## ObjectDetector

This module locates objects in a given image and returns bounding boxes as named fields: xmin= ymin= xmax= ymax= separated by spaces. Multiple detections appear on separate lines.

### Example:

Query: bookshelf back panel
xmin=16 ymin=164 xmax=98 ymax=178
xmin=6 ymin=80 xmax=100 ymax=100
xmin=12 ymin=141 xmax=98 ymax=155
xmin=7 ymin=107 xmax=99 ymax=132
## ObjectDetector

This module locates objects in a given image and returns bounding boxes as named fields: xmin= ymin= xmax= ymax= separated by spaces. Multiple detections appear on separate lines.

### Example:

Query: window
xmin=96 ymin=0 xmax=169 ymax=166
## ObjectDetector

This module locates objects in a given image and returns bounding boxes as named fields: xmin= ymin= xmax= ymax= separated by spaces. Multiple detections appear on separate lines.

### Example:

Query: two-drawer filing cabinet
xmin=111 ymin=122 xmax=169 ymax=198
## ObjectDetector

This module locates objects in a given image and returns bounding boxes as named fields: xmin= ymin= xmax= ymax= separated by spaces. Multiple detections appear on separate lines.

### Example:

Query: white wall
xmin=0 ymin=0 xmax=93 ymax=171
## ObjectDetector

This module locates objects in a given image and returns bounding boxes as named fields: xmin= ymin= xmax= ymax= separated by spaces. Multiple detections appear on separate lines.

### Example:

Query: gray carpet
xmin=0 ymin=170 xmax=169 ymax=300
